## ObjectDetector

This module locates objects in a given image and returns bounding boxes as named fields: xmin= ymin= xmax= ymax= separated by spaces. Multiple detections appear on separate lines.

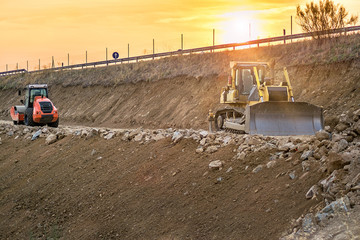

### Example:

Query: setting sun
xmin=218 ymin=11 xmax=262 ymax=43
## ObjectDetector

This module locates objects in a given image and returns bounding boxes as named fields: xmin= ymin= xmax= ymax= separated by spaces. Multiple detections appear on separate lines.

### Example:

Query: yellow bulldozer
xmin=209 ymin=62 xmax=323 ymax=136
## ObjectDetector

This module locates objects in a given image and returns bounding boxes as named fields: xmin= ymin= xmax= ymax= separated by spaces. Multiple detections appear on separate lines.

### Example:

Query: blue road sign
xmin=112 ymin=52 xmax=119 ymax=59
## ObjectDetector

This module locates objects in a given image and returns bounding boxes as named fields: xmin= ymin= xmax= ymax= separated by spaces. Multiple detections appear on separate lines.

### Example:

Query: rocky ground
xmin=0 ymin=107 xmax=359 ymax=239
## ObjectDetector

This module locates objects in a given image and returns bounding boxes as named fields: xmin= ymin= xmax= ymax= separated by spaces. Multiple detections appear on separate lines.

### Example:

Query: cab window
xmin=30 ymin=88 xmax=47 ymax=103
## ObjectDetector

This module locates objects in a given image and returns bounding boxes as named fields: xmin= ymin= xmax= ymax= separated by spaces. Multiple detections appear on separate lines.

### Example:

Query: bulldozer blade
xmin=246 ymin=102 xmax=323 ymax=136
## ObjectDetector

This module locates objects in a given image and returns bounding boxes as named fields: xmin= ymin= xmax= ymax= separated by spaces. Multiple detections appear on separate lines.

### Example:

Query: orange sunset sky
xmin=0 ymin=0 xmax=359 ymax=71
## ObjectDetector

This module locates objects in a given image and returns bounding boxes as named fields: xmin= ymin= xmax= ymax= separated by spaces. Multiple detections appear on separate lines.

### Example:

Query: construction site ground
xmin=0 ymin=35 xmax=360 ymax=239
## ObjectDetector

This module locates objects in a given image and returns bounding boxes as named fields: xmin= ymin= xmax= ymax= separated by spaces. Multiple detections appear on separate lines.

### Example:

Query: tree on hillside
xmin=296 ymin=0 xmax=358 ymax=39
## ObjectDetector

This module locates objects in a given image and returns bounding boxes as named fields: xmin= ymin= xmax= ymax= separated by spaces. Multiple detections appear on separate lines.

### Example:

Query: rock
xmin=127 ymin=129 xmax=141 ymax=140
xmin=56 ymin=131 xmax=65 ymax=140
xmin=335 ymin=122 xmax=349 ymax=132
xmin=306 ymin=185 xmax=318 ymax=199
xmin=134 ymin=134 xmax=143 ymax=142
xmin=289 ymin=171 xmax=296 ymax=179
xmin=333 ymin=139 xmax=348 ymax=152
xmin=320 ymin=170 xmax=337 ymax=193
xmin=7 ymin=131 xmax=14 ymax=136
xmin=226 ymin=167 xmax=233 ymax=173
xmin=315 ymin=130 xmax=330 ymax=141
xmin=236 ymin=152 xmax=246 ymax=160
xmin=222 ymin=136 xmax=232 ymax=145
xmin=300 ymin=150 xmax=313 ymax=161
xmin=206 ymin=146 xmax=218 ymax=153
xmin=302 ymin=213 xmax=317 ymax=233
xmin=266 ymin=161 xmax=277 ymax=168
xmin=153 ymin=133 xmax=165 ymax=141
xmin=252 ymin=165 xmax=263 ymax=173
xmin=315 ymin=196 xmax=350 ymax=222
xmin=45 ymin=134 xmax=57 ymax=145
xmin=331 ymin=133 xmax=344 ymax=142
xmin=297 ymin=143 xmax=310 ymax=152
xmin=353 ymin=121 xmax=360 ymax=135
xmin=104 ymin=132 xmax=115 ymax=140
xmin=327 ymin=153 xmax=347 ymax=173
xmin=31 ymin=130 xmax=42 ymax=141
xmin=324 ymin=115 xmax=339 ymax=131
xmin=172 ymin=131 xmax=183 ymax=143
xmin=91 ymin=149 xmax=97 ymax=156
xmin=199 ymin=130 xmax=208 ymax=138
xmin=209 ymin=160 xmax=222 ymax=170
xmin=199 ymin=138 xmax=207 ymax=146
xmin=301 ymin=161 xmax=310 ymax=172
xmin=245 ymin=137 xmax=261 ymax=146
xmin=341 ymin=149 xmax=360 ymax=164
xmin=195 ymin=147 xmax=204 ymax=153
xmin=278 ymin=142 xmax=295 ymax=152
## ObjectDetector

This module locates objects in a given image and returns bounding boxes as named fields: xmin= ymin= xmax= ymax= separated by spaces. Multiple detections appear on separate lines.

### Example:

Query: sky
xmin=0 ymin=0 xmax=359 ymax=71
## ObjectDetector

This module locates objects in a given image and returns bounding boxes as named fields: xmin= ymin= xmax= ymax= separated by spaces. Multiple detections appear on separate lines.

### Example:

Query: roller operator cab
xmin=10 ymin=84 xmax=59 ymax=127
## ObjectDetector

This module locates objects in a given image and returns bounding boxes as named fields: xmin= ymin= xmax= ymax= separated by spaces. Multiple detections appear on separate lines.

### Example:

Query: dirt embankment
xmin=0 ymin=60 xmax=359 ymax=130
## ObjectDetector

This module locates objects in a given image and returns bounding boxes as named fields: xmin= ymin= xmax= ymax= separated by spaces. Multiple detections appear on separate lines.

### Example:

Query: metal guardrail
xmin=1 ymin=25 xmax=359 ymax=76
xmin=0 ymin=69 xmax=27 ymax=76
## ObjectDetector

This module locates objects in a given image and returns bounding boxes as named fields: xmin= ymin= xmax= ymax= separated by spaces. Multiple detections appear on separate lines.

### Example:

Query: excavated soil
xmin=0 ymin=133 xmax=323 ymax=239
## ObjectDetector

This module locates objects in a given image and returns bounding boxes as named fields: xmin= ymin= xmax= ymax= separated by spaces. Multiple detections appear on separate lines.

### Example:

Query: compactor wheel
xmin=25 ymin=108 xmax=35 ymax=126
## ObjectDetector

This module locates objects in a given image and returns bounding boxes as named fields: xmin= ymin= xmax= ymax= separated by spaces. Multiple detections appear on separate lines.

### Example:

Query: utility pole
xmin=128 ymin=43 xmax=130 ymax=63
xmin=153 ymin=38 xmax=155 ymax=59
xmin=6 ymin=64 xmax=8 ymax=71
xmin=39 ymin=59 xmax=40 ymax=70
xmin=68 ymin=53 xmax=70 ymax=66
xmin=52 ymin=56 xmax=55 ymax=68
xmin=86 ymin=51 xmax=87 ymax=65
xmin=27 ymin=61 xmax=28 ymax=71
xmin=16 ymin=63 xmax=18 ymax=70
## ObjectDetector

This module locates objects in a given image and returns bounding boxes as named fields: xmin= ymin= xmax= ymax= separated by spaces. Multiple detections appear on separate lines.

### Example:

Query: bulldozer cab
xmin=231 ymin=62 xmax=267 ymax=95
xmin=24 ymin=84 xmax=48 ymax=108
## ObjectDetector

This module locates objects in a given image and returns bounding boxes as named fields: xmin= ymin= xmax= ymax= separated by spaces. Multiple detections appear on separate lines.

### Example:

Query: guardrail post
xmin=291 ymin=16 xmax=293 ymax=43
xmin=212 ymin=29 xmax=215 ymax=53
xmin=181 ymin=34 xmax=183 ymax=50
xmin=153 ymin=39 xmax=155 ymax=60
xmin=283 ymin=29 xmax=286 ymax=44
xmin=106 ymin=48 xmax=108 ymax=66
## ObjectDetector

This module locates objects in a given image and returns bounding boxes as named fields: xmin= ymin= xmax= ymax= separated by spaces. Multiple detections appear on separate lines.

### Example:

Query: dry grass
xmin=0 ymin=33 xmax=359 ymax=89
